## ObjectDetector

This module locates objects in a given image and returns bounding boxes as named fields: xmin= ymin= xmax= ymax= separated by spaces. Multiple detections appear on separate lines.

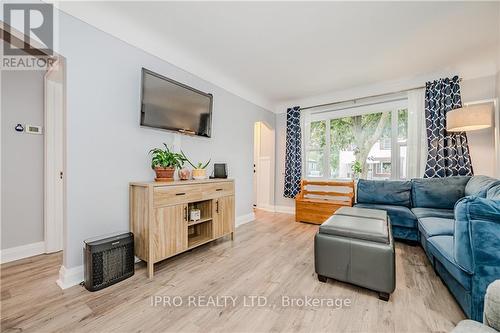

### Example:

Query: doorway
xmin=253 ymin=121 xmax=275 ymax=211
xmin=0 ymin=23 xmax=66 ymax=263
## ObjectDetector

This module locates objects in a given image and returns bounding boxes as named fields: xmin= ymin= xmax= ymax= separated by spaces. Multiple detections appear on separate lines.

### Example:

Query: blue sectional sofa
xmin=354 ymin=175 xmax=500 ymax=321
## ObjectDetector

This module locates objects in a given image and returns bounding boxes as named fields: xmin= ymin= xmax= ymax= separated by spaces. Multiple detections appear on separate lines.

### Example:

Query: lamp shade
xmin=446 ymin=104 xmax=493 ymax=132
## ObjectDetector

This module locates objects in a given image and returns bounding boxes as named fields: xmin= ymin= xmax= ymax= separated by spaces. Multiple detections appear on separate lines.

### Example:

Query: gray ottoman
xmin=314 ymin=207 xmax=395 ymax=301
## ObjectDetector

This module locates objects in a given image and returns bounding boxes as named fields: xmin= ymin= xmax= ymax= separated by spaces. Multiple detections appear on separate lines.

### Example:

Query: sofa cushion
xmin=487 ymin=184 xmax=500 ymax=200
xmin=427 ymin=235 xmax=472 ymax=291
xmin=418 ymin=217 xmax=455 ymax=239
xmin=354 ymin=203 xmax=417 ymax=228
xmin=357 ymin=179 xmax=412 ymax=207
xmin=411 ymin=207 xmax=455 ymax=219
xmin=391 ymin=226 xmax=418 ymax=241
xmin=411 ymin=176 xmax=470 ymax=209
xmin=465 ymin=175 xmax=500 ymax=198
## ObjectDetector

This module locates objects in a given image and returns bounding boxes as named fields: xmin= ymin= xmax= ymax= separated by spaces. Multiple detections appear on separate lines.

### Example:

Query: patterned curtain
xmin=424 ymin=76 xmax=473 ymax=178
xmin=283 ymin=106 xmax=302 ymax=198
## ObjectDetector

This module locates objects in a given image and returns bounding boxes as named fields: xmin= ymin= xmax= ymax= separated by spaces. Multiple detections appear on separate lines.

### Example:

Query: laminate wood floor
xmin=1 ymin=210 xmax=464 ymax=333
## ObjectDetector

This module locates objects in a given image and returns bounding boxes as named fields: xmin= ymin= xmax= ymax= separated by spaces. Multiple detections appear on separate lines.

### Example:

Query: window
xmin=304 ymin=100 xmax=408 ymax=180
xmin=306 ymin=121 xmax=326 ymax=178
xmin=379 ymin=138 xmax=391 ymax=150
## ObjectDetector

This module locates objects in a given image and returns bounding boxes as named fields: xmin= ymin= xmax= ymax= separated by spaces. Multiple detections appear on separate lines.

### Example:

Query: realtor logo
xmin=3 ymin=3 xmax=53 ymax=56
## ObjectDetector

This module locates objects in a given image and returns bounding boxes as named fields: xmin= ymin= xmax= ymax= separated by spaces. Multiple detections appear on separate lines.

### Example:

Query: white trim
xmin=310 ymin=98 xmax=408 ymax=121
xmin=255 ymin=204 xmax=276 ymax=213
xmin=253 ymin=122 xmax=276 ymax=211
xmin=56 ymin=265 xmax=84 ymax=289
xmin=274 ymin=205 xmax=295 ymax=214
xmin=236 ymin=212 xmax=256 ymax=227
xmin=254 ymin=205 xmax=295 ymax=214
xmin=0 ymin=242 xmax=46 ymax=264
xmin=390 ymin=109 xmax=400 ymax=179
xmin=44 ymin=60 xmax=66 ymax=254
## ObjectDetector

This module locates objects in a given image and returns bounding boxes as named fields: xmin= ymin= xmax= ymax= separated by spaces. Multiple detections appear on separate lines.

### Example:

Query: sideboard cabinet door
xmin=213 ymin=196 xmax=235 ymax=238
xmin=152 ymin=203 xmax=188 ymax=261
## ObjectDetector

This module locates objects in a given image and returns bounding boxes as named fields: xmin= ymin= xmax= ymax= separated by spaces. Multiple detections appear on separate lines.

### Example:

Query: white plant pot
xmin=192 ymin=168 xmax=207 ymax=180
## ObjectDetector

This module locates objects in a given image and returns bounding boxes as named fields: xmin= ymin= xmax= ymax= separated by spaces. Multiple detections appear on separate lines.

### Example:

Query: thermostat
xmin=26 ymin=125 xmax=43 ymax=135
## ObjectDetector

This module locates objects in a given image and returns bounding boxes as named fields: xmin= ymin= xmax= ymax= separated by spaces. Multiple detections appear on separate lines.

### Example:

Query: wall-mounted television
xmin=140 ymin=68 xmax=213 ymax=138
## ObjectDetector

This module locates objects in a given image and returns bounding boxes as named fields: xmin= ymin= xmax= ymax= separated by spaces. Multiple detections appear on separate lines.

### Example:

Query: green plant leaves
xmin=150 ymin=143 xmax=186 ymax=169
xmin=180 ymin=150 xmax=210 ymax=169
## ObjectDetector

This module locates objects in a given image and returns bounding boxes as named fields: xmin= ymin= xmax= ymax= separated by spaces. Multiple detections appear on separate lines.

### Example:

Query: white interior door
xmin=44 ymin=60 xmax=65 ymax=253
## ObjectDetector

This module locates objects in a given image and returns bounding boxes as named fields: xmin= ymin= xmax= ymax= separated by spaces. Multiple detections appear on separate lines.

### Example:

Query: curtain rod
xmin=300 ymin=77 xmax=463 ymax=111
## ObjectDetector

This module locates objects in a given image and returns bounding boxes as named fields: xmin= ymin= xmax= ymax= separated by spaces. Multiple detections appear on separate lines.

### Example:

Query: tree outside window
xmin=305 ymin=108 xmax=408 ymax=180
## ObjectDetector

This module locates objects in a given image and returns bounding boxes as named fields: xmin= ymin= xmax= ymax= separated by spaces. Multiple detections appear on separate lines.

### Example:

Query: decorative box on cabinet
xmin=130 ymin=179 xmax=235 ymax=278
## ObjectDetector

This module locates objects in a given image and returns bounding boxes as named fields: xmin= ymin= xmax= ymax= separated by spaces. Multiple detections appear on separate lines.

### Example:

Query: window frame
xmin=304 ymin=99 xmax=408 ymax=180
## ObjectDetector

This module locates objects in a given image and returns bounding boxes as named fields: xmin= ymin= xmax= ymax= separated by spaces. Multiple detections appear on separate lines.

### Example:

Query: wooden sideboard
xmin=130 ymin=179 xmax=235 ymax=278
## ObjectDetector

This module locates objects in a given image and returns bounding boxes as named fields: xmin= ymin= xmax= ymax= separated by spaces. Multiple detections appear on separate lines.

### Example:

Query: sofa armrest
xmin=454 ymin=197 xmax=500 ymax=271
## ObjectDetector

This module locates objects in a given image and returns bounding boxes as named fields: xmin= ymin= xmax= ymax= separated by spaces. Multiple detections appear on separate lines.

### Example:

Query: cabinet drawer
xmin=201 ymin=182 xmax=234 ymax=199
xmin=154 ymin=185 xmax=202 ymax=207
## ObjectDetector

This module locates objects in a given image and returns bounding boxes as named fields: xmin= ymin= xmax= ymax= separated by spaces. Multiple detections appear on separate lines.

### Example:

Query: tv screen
xmin=140 ymin=68 xmax=213 ymax=137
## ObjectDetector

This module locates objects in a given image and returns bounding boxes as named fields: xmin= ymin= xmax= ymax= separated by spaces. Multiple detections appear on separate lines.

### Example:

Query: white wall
xmin=1 ymin=70 xmax=45 ymax=249
xmin=57 ymin=11 xmax=275 ymax=269
xmin=460 ymin=75 xmax=497 ymax=177
xmin=275 ymin=74 xmax=499 ymax=209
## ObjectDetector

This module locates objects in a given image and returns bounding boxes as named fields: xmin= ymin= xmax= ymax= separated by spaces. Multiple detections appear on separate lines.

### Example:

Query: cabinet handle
xmin=216 ymin=188 xmax=223 ymax=191
xmin=176 ymin=192 xmax=186 ymax=196
xmin=184 ymin=206 xmax=188 ymax=221
xmin=216 ymin=200 xmax=219 ymax=214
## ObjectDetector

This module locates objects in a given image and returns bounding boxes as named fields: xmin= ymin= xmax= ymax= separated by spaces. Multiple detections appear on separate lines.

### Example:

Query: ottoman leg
xmin=378 ymin=292 xmax=390 ymax=301
xmin=318 ymin=275 xmax=328 ymax=283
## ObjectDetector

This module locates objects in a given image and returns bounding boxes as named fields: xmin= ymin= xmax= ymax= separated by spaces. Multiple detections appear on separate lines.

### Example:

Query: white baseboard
xmin=255 ymin=204 xmax=276 ymax=213
xmin=56 ymin=265 xmax=84 ymax=289
xmin=274 ymin=205 xmax=295 ymax=214
xmin=0 ymin=241 xmax=45 ymax=264
xmin=236 ymin=212 xmax=255 ymax=227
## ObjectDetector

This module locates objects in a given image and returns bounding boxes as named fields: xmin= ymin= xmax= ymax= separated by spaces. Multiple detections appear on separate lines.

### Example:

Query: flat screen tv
xmin=140 ymin=68 xmax=213 ymax=137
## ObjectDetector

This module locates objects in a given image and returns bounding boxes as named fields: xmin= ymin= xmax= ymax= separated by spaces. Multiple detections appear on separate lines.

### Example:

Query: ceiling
xmin=55 ymin=1 xmax=499 ymax=111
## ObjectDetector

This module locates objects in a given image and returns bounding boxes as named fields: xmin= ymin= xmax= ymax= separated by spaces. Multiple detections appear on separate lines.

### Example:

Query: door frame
xmin=44 ymin=57 xmax=67 ymax=253
xmin=253 ymin=121 xmax=276 ymax=212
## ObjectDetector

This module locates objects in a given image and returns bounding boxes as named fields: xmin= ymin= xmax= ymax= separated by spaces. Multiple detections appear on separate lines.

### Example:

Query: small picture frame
xmin=190 ymin=209 xmax=201 ymax=222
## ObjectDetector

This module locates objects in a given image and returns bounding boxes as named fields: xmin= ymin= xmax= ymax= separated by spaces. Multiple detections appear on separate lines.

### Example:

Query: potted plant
xmin=181 ymin=151 xmax=211 ymax=180
xmin=149 ymin=144 xmax=186 ymax=181
xmin=351 ymin=160 xmax=362 ymax=180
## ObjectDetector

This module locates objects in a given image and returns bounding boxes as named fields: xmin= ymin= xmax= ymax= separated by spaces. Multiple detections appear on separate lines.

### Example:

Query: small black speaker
xmin=84 ymin=232 xmax=134 ymax=291
xmin=212 ymin=163 xmax=227 ymax=178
